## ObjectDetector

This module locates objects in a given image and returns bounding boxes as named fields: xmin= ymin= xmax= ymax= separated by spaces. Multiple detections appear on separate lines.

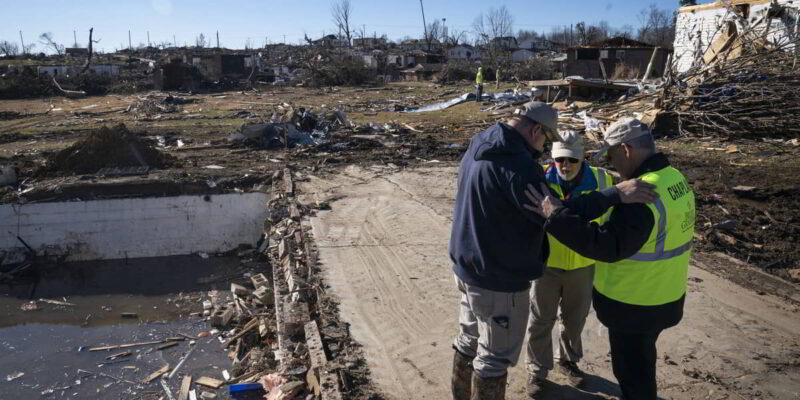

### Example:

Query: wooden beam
xmin=679 ymin=0 xmax=770 ymax=13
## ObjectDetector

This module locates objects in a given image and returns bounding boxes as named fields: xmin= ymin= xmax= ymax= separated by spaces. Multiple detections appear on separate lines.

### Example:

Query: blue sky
xmin=2 ymin=0 xmax=685 ymax=53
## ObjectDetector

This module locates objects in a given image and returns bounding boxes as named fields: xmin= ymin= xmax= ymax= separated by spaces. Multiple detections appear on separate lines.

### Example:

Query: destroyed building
xmin=447 ymin=45 xmax=482 ymax=60
xmin=37 ymin=64 xmax=121 ymax=77
xmin=154 ymin=59 xmax=200 ymax=90
xmin=352 ymin=37 xmax=388 ymax=49
xmin=187 ymin=53 xmax=248 ymax=80
xmin=673 ymin=0 xmax=800 ymax=73
xmin=565 ymin=37 xmax=672 ymax=80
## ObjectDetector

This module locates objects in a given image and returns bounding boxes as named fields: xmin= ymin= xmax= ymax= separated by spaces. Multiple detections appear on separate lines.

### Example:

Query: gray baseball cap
xmin=552 ymin=133 xmax=585 ymax=159
xmin=595 ymin=117 xmax=652 ymax=160
xmin=513 ymin=101 xmax=562 ymax=142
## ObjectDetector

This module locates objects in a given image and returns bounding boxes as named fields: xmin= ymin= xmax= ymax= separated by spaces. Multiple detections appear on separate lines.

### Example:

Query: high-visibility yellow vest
xmin=594 ymin=166 xmax=695 ymax=306
xmin=476 ymin=69 xmax=484 ymax=85
xmin=545 ymin=165 xmax=614 ymax=271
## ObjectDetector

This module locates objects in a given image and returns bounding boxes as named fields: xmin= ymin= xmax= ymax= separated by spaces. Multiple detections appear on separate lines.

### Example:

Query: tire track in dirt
xmin=305 ymin=165 xmax=800 ymax=400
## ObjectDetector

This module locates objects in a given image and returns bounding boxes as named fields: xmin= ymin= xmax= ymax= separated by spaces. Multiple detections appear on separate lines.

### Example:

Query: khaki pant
xmin=526 ymin=266 xmax=595 ymax=378
xmin=453 ymin=275 xmax=530 ymax=378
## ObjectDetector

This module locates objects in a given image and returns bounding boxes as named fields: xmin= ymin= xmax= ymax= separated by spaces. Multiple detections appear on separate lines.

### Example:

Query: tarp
xmin=405 ymin=91 xmax=532 ymax=113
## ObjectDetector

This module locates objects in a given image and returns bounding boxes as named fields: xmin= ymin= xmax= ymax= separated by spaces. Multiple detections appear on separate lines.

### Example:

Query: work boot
xmin=470 ymin=373 xmax=507 ymax=400
xmin=451 ymin=350 xmax=475 ymax=400
xmin=556 ymin=360 xmax=585 ymax=387
xmin=526 ymin=375 xmax=549 ymax=399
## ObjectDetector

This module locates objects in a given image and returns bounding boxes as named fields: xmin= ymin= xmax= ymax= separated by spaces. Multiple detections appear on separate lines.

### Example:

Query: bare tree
xmin=516 ymin=30 xmax=540 ymax=42
xmin=81 ymin=28 xmax=101 ymax=74
xmin=617 ymin=25 xmax=636 ymax=39
xmin=425 ymin=19 xmax=441 ymax=49
xmin=39 ymin=32 xmax=64 ymax=55
xmin=473 ymin=6 xmax=514 ymax=44
xmin=331 ymin=0 xmax=353 ymax=48
xmin=637 ymin=4 xmax=675 ymax=48
xmin=445 ymin=29 xmax=468 ymax=46
xmin=196 ymin=33 xmax=207 ymax=48
xmin=0 ymin=40 xmax=19 ymax=56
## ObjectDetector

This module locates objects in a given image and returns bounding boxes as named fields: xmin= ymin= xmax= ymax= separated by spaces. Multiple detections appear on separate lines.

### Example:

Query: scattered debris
xmin=6 ymin=372 xmax=24 ymax=382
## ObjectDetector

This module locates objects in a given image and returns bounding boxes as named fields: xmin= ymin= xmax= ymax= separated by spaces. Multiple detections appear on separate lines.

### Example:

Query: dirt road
xmin=302 ymin=165 xmax=800 ymax=400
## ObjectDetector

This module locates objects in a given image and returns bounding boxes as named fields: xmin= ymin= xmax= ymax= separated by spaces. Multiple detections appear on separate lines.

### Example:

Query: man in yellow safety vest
xmin=524 ymin=118 xmax=695 ymax=400
xmin=525 ymin=135 xmax=613 ymax=398
xmin=475 ymin=66 xmax=485 ymax=103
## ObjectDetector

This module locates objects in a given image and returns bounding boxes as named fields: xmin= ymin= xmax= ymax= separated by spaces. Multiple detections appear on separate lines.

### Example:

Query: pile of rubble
xmin=192 ymin=169 xmax=369 ymax=399
xmin=44 ymin=124 xmax=174 ymax=175
xmin=658 ymin=34 xmax=800 ymax=137
xmin=228 ymin=103 xmax=352 ymax=149
xmin=560 ymin=4 xmax=800 ymax=140
xmin=128 ymin=93 xmax=195 ymax=120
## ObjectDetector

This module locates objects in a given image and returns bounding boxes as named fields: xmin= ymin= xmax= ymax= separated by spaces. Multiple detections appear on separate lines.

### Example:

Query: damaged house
xmin=673 ymin=0 xmax=800 ymax=73
xmin=565 ymin=37 xmax=672 ymax=80
xmin=186 ymin=53 xmax=248 ymax=80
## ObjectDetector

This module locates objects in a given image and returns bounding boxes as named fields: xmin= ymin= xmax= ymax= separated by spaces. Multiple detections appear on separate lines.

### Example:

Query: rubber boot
xmin=470 ymin=373 xmax=507 ymax=400
xmin=452 ymin=349 xmax=475 ymax=400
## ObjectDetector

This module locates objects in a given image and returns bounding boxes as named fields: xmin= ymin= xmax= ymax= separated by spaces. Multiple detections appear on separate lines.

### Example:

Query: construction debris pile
xmin=192 ymin=169 xmax=362 ymax=399
xmin=229 ymin=103 xmax=351 ymax=149
xmin=129 ymin=94 xmax=195 ymax=119
xmin=659 ymin=10 xmax=800 ymax=137
xmin=44 ymin=124 xmax=174 ymax=175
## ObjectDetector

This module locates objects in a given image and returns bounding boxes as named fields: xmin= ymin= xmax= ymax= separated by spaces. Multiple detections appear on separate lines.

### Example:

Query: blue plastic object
xmin=228 ymin=382 xmax=264 ymax=394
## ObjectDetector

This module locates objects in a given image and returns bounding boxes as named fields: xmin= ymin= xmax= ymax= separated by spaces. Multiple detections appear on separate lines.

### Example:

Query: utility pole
xmin=442 ymin=18 xmax=447 ymax=43
xmin=19 ymin=30 xmax=25 ymax=54
xmin=216 ymin=31 xmax=220 ymax=48
xmin=419 ymin=0 xmax=429 ymax=51
xmin=128 ymin=30 xmax=132 ymax=50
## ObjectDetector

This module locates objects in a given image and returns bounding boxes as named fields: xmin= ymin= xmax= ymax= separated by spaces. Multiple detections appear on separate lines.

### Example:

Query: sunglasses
xmin=555 ymin=157 xmax=580 ymax=164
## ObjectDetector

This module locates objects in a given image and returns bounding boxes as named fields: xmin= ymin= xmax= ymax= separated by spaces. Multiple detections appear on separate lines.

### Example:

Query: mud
xmin=663 ymin=138 xmax=800 ymax=284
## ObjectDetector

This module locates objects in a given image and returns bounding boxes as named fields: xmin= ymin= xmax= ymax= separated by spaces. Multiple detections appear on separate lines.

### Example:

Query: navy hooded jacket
xmin=449 ymin=123 xmax=551 ymax=292
xmin=450 ymin=123 xmax=622 ymax=292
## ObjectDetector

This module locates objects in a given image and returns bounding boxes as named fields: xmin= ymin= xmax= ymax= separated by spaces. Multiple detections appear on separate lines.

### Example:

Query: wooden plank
xmin=195 ymin=376 xmax=224 ymax=389
xmin=90 ymin=340 xmax=166 ymax=352
xmin=106 ymin=351 xmax=132 ymax=360
xmin=222 ymin=318 xmax=259 ymax=347
xmin=527 ymin=79 xmax=569 ymax=87
xmin=179 ymin=376 xmax=192 ymax=400
xmin=679 ymin=0 xmax=769 ymax=13
xmin=158 ymin=342 xmax=180 ymax=351
xmin=143 ymin=365 xmax=170 ymax=384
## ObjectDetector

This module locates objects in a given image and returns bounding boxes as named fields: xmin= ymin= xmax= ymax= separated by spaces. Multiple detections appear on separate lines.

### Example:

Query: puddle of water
xmin=0 ymin=255 xmax=264 ymax=399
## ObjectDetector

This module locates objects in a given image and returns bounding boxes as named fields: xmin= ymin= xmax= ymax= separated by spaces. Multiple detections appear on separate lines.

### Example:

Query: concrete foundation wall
xmin=1 ymin=193 xmax=269 ymax=261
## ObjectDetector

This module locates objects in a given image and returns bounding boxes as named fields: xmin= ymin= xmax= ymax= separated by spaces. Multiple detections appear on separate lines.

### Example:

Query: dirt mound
xmin=47 ymin=124 xmax=174 ymax=174
xmin=668 ymin=145 xmax=800 ymax=284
